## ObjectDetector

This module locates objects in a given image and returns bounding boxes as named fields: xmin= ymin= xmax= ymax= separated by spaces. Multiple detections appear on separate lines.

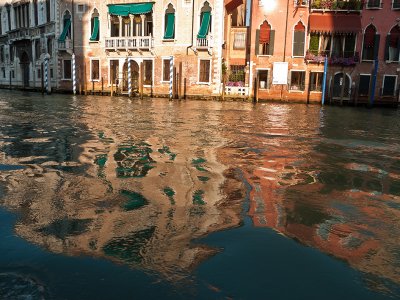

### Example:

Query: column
xmin=130 ymin=16 xmax=134 ymax=36
xmin=118 ymin=16 xmax=122 ymax=37
xmin=140 ymin=14 xmax=145 ymax=36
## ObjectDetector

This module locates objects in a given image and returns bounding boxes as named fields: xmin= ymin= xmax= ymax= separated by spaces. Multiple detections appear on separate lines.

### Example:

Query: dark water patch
xmin=163 ymin=187 xmax=175 ymax=205
xmin=193 ymin=190 xmax=206 ymax=205
xmin=38 ymin=218 xmax=92 ymax=239
xmin=102 ymin=227 xmax=156 ymax=264
xmin=0 ymin=164 xmax=25 ymax=171
xmin=121 ymin=190 xmax=149 ymax=211
xmin=114 ymin=143 xmax=155 ymax=178
xmin=0 ymin=272 xmax=49 ymax=300
xmin=389 ymin=181 xmax=400 ymax=196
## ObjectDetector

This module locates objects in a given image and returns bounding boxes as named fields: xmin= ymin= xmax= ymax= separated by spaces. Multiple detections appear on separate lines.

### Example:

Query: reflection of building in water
xmin=0 ymin=98 xmax=243 ymax=280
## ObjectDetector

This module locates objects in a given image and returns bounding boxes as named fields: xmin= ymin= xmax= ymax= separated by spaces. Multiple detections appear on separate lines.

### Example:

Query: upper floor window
xmin=332 ymin=34 xmax=356 ymax=58
xmin=366 ymin=0 xmax=381 ymax=8
xmin=393 ymin=0 xmax=400 ymax=9
xmin=90 ymin=9 xmax=100 ymax=41
xmin=46 ymin=0 xmax=51 ymax=23
xmin=233 ymin=32 xmax=246 ymax=50
xmin=308 ymin=33 xmax=331 ymax=56
xmin=163 ymin=4 xmax=175 ymax=40
xmin=59 ymin=11 xmax=72 ymax=42
xmin=255 ymin=21 xmax=275 ymax=55
xmin=33 ymin=0 xmax=38 ymax=26
xmin=197 ymin=2 xmax=211 ymax=39
xmin=293 ymin=21 xmax=305 ymax=57
xmin=294 ymin=0 xmax=309 ymax=6
xmin=385 ymin=25 xmax=400 ymax=61
xmin=362 ymin=24 xmax=379 ymax=61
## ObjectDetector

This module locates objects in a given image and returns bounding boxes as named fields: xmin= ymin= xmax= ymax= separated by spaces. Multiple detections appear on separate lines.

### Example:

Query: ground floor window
xmin=37 ymin=68 xmax=41 ymax=79
xmin=258 ymin=69 xmax=269 ymax=89
xmin=229 ymin=65 xmax=245 ymax=83
xmin=199 ymin=59 xmax=211 ymax=83
xmin=50 ymin=68 xmax=53 ymax=78
xmin=162 ymin=58 xmax=170 ymax=82
xmin=2 ymin=68 xmax=5 ymax=78
xmin=382 ymin=75 xmax=397 ymax=96
xmin=358 ymin=74 xmax=370 ymax=96
xmin=109 ymin=60 xmax=119 ymax=84
xmin=90 ymin=59 xmax=100 ymax=81
xmin=63 ymin=59 xmax=71 ymax=79
xmin=290 ymin=70 xmax=305 ymax=91
xmin=310 ymin=72 xmax=323 ymax=92
xmin=143 ymin=59 xmax=153 ymax=85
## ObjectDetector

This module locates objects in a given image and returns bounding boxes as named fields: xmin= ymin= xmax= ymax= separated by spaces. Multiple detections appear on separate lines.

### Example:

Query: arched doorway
xmin=122 ymin=60 xmax=139 ymax=92
xmin=332 ymin=72 xmax=351 ymax=100
xmin=20 ymin=51 xmax=30 ymax=87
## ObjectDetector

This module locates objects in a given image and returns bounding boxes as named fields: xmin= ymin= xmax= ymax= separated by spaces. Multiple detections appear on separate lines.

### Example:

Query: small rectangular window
xmin=63 ymin=59 xmax=72 ymax=79
xmin=358 ymin=74 xmax=370 ymax=96
xmin=233 ymin=33 xmax=246 ymax=50
xmin=109 ymin=60 xmax=119 ymax=84
xmin=258 ymin=70 xmax=269 ymax=89
xmin=199 ymin=59 xmax=210 ymax=83
xmin=229 ymin=65 xmax=246 ymax=83
xmin=91 ymin=59 xmax=100 ymax=81
xmin=37 ymin=68 xmax=41 ymax=79
xmin=162 ymin=59 xmax=170 ymax=82
xmin=290 ymin=71 xmax=306 ymax=91
xmin=310 ymin=72 xmax=323 ymax=92
xmin=77 ymin=4 xmax=85 ymax=13
xmin=143 ymin=60 xmax=153 ymax=85
xmin=50 ymin=68 xmax=53 ymax=78
xmin=2 ymin=68 xmax=5 ymax=78
xmin=11 ymin=70 xmax=14 ymax=78
xmin=382 ymin=75 xmax=397 ymax=96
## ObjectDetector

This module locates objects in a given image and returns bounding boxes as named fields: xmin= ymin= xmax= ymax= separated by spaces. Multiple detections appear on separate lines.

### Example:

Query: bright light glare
xmin=261 ymin=0 xmax=277 ymax=12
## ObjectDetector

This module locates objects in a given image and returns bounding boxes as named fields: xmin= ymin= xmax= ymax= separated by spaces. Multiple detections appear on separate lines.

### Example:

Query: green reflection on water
xmin=121 ymin=190 xmax=148 ymax=211
xmin=193 ymin=190 xmax=206 ymax=205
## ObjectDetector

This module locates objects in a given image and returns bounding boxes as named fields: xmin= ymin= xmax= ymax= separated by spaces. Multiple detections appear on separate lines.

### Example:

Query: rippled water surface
xmin=0 ymin=90 xmax=400 ymax=299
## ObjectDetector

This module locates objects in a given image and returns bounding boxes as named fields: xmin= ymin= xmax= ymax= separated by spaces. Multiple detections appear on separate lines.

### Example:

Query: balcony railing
xmin=196 ymin=35 xmax=213 ymax=50
xmin=311 ymin=0 xmax=363 ymax=10
xmin=105 ymin=36 xmax=154 ymax=51
xmin=305 ymin=50 xmax=359 ymax=65
xmin=58 ymin=39 xmax=73 ymax=51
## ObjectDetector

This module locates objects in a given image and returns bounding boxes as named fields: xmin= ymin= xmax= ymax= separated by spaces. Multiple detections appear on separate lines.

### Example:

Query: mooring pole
xmin=72 ymin=53 xmax=76 ymax=95
xmin=169 ymin=56 xmax=173 ymax=100
xmin=370 ymin=58 xmax=378 ymax=106
xmin=128 ymin=58 xmax=132 ymax=97
xmin=321 ymin=56 xmax=328 ymax=106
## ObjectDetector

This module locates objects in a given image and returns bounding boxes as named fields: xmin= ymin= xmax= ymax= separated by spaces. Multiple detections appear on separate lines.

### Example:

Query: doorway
xmin=20 ymin=51 xmax=30 ymax=87
xmin=122 ymin=60 xmax=139 ymax=92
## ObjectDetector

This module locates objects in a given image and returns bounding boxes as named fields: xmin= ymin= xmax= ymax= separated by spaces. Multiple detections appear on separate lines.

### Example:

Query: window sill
xmin=289 ymin=89 xmax=305 ymax=92
xmin=310 ymin=90 xmax=322 ymax=93
xmin=386 ymin=60 xmax=400 ymax=63
xmin=162 ymin=39 xmax=175 ymax=42
xmin=89 ymin=40 xmax=100 ymax=44
xmin=365 ymin=6 xmax=382 ymax=9
xmin=197 ymin=82 xmax=211 ymax=85
xmin=362 ymin=59 xmax=374 ymax=62
xmin=257 ymin=54 xmax=272 ymax=57
xmin=61 ymin=78 xmax=72 ymax=81
xmin=392 ymin=7 xmax=400 ymax=9
xmin=160 ymin=80 xmax=170 ymax=84
xmin=292 ymin=55 xmax=305 ymax=58
xmin=89 ymin=79 xmax=101 ymax=82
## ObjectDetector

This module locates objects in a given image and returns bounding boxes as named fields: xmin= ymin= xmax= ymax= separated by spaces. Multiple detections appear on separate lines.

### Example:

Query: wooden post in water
xmin=173 ymin=66 xmax=177 ymax=99
xmin=111 ymin=76 xmax=114 ymax=97
xmin=254 ymin=76 xmax=259 ymax=103
xmin=101 ymin=77 xmax=104 ymax=95
xmin=184 ymin=78 xmax=187 ymax=99
xmin=340 ymin=72 xmax=346 ymax=106
xmin=92 ymin=80 xmax=94 ymax=95
xmin=222 ymin=76 xmax=226 ymax=101
xmin=179 ymin=62 xmax=183 ymax=100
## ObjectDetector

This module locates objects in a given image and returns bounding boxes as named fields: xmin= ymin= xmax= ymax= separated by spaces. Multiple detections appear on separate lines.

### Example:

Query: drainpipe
xmin=186 ymin=0 xmax=195 ymax=55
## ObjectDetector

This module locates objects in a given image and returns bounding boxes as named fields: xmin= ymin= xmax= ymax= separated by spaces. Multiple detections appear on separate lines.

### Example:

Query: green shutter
xmin=373 ymin=33 xmax=380 ymax=60
xmin=108 ymin=3 xmax=154 ymax=16
xmin=255 ymin=29 xmax=259 ymax=55
xmin=59 ymin=19 xmax=71 ymax=42
xmin=384 ymin=34 xmax=390 ymax=60
xmin=90 ymin=17 xmax=99 ymax=41
xmin=293 ymin=31 xmax=305 ymax=56
xmin=163 ymin=13 xmax=175 ymax=39
xmin=268 ymin=30 xmax=275 ymax=55
xmin=197 ymin=11 xmax=211 ymax=39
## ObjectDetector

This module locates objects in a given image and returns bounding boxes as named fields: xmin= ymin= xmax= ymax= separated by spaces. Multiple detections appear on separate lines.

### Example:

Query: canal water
xmin=0 ymin=90 xmax=399 ymax=299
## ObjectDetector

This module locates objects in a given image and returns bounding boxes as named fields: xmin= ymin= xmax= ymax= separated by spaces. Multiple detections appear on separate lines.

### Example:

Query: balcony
xmin=58 ymin=39 xmax=73 ymax=53
xmin=305 ymin=50 xmax=359 ymax=66
xmin=8 ymin=28 xmax=39 ymax=41
xmin=104 ymin=36 xmax=154 ymax=51
xmin=196 ymin=35 xmax=213 ymax=51
xmin=311 ymin=0 xmax=363 ymax=11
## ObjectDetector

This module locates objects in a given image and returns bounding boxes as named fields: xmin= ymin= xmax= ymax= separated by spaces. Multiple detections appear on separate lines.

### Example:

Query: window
xmin=393 ymin=0 xmax=400 ymax=8
xmin=59 ymin=11 xmax=72 ymax=41
xmin=46 ymin=0 xmax=51 ymax=22
xmin=258 ymin=70 xmax=269 ymax=89
xmin=11 ymin=70 xmax=14 ymax=78
xmin=382 ymin=75 xmax=397 ymax=96
xmin=294 ymin=0 xmax=309 ymax=6
xmin=256 ymin=21 xmax=275 ymax=55
xmin=199 ymin=59 xmax=211 ymax=83
xmin=386 ymin=25 xmax=400 ymax=62
xmin=367 ymin=0 xmax=381 ymax=8
xmin=229 ymin=65 xmax=245 ymax=83
xmin=90 ymin=9 xmax=100 ymax=41
xmin=290 ymin=71 xmax=305 ymax=91
xmin=109 ymin=60 xmax=119 ymax=84
xmin=309 ymin=33 xmax=331 ymax=56
xmin=162 ymin=58 xmax=170 ymax=82
xmin=9 ymin=45 xmax=14 ymax=62
xmin=33 ymin=0 xmax=38 ymax=26
xmin=77 ymin=4 xmax=86 ymax=13
xmin=143 ymin=60 xmax=153 ymax=85
xmin=2 ymin=68 xmax=5 ymax=78
xmin=164 ymin=4 xmax=175 ymax=40
xmin=35 ymin=40 xmax=41 ymax=60
xmin=362 ymin=25 xmax=379 ymax=61
xmin=0 ymin=46 xmax=4 ymax=63
xmin=293 ymin=22 xmax=305 ymax=57
xmin=233 ymin=32 xmax=246 ymax=49
xmin=358 ymin=74 xmax=370 ymax=96
xmin=63 ymin=59 xmax=72 ymax=79
xmin=47 ymin=38 xmax=52 ymax=56
xmin=37 ymin=68 xmax=41 ymax=79
xmin=310 ymin=72 xmax=323 ymax=91
xmin=331 ymin=34 xmax=356 ymax=58
xmin=197 ymin=2 xmax=212 ymax=39
xmin=91 ymin=59 xmax=100 ymax=81
xmin=50 ymin=68 xmax=53 ymax=78
xmin=111 ymin=16 xmax=120 ymax=37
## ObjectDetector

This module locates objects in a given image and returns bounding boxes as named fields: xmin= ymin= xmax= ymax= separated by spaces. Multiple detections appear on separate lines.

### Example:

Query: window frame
xmin=289 ymin=70 xmax=306 ymax=91
xmin=358 ymin=73 xmax=371 ymax=96
xmin=90 ymin=58 xmax=100 ymax=82
xmin=256 ymin=68 xmax=270 ymax=90
xmin=309 ymin=71 xmax=324 ymax=92
xmin=382 ymin=74 xmax=397 ymax=96
xmin=143 ymin=58 xmax=154 ymax=87
xmin=161 ymin=57 xmax=171 ymax=83
xmin=292 ymin=22 xmax=306 ymax=57
xmin=62 ymin=59 xmax=72 ymax=80
xmin=198 ymin=58 xmax=211 ymax=84
xmin=108 ymin=59 xmax=120 ymax=85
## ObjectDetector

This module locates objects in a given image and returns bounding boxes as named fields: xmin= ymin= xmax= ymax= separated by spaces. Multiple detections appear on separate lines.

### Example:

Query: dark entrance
xmin=122 ymin=60 xmax=139 ymax=92
xmin=20 ymin=51 xmax=30 ymax=87
xmin=332 ymin=72 xmax=351 ymax=100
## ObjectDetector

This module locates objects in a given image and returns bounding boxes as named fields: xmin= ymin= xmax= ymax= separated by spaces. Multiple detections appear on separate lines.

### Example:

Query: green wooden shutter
xmin=268 ymin=30 xmax=275 ymax=55
xmin=255 ymin=29 xmax=260 ymax=55
xmin=384 ymin=34 xmax=390 ymax=61
xmin=373 ymin=34 xmax=380 ymax=60
xmin=293 ymin=31 xmax=305 ymax=56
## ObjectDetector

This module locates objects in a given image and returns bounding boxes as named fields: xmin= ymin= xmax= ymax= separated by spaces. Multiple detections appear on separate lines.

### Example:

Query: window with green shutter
xmin=293 ymin=22 xmax=305 ymax=56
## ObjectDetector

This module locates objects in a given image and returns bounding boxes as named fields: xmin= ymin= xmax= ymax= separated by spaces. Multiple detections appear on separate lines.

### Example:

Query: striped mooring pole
xmin=128 ymin=58 xmax=132 ymax=97
xmin=72 ymin=53 xmax=76 ymax=95
xmin=169 ymin=56 xmax=173 ymax=100
xmin=44 ymin=56 xmax=49 ymax=94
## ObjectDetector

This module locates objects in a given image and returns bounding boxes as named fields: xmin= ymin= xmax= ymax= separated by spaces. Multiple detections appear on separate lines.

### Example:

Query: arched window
xmin=293 ymin=21 xmax=305 ymax=56
xmin=256 ymin=21 xmax=275 ymax=55
xmin=90 ymin=9 xmax=100 ymax=41
xmin=163 ymin=4 xmax=175 ymax=40
xmin=197 ymin=2 xmax=211 ymax=39
xmin=362 ymin=24 xmax=379 ymax=61
xmin=59 ymin=11 xmax=71 ymax=41
xmin=386 ymin=25 xmax=400 ymax=62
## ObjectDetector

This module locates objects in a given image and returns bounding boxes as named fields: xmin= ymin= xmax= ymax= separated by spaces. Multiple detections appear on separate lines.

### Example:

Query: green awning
xmin=108 ymin=3 xmax=154 ymax=16
xmin=197 ymin=12 xmax=210 ymax=39
xmin=163 ymin=13 xmax=175 ymax=39
xmin=90 ymin=17 xmax=99 ymax=41
xmin=59 ymin=19 xmax=71 ymax=42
